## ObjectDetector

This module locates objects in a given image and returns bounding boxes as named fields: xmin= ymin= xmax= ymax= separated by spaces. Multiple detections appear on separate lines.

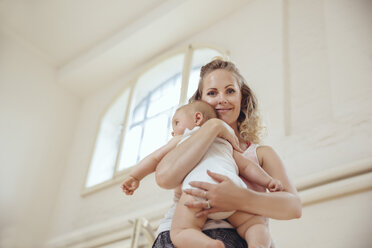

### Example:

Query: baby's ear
xmin=194 ymin=112 xmax=203 ymax=126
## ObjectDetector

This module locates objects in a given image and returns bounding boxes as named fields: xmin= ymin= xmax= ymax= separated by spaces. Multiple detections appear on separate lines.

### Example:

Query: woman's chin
xmin=219 ymin=117 xmax=234 ymax=127
xmin=217 ymin=114 xmax=235 ymax=125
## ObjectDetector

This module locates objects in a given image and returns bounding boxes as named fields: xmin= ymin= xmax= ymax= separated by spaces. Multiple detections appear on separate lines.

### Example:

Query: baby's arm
xmin=233 ymin=150 xmax=283 ymax=192
xmin=122 ymin=135 xmax=182 ymax=195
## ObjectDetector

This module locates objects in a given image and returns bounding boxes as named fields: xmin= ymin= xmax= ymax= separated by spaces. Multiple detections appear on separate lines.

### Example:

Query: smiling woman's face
xmin=201 ymin=69 xmax=242 ymax=128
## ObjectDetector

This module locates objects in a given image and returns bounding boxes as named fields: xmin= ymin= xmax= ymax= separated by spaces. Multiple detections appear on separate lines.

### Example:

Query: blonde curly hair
xmin=189 ymin=58 xmax=264 ymax=144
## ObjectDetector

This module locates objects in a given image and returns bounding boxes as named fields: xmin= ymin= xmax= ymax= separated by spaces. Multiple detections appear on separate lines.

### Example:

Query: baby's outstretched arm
xmin=233 ymin=150 xmax=283 ymax=192
xmin=121 ymin=135 xmax=182 ymax=195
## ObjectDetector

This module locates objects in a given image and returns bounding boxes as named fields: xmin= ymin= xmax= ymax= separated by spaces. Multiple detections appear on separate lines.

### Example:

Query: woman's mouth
xmin=216 ymin=108 xmax=232 ymax=114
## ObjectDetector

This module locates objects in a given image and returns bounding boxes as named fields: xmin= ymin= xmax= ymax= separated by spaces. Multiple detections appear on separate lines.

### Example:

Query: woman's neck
xmin=230 ymin=122 xmax=244 ymax=145
xmin=231 ymin=122 xmax=249 ymax=150
xmin=230 ymin=122 xmax=239 ymax=136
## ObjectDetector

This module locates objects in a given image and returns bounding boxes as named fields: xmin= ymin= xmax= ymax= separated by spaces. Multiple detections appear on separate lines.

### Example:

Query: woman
xmin=153 ymin=58 xmax=302 ymax=247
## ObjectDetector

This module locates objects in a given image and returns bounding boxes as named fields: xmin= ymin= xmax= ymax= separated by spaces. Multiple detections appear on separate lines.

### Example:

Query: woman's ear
xmin=194 ymin=112 xmax=204 ymax=126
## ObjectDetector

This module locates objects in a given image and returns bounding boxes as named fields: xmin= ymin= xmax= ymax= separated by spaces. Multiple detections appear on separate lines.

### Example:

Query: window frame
xmin=81 ymin=44 xmax=229 ymax=196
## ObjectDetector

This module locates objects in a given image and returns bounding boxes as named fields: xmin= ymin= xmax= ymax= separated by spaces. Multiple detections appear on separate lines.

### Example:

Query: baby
xmin=122 ymin=100 xmax=282 ymax=248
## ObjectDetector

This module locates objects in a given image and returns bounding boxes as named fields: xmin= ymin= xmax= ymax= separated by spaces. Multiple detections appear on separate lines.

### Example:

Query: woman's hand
xmin=183 ymin=170 xmax=245 ymax=218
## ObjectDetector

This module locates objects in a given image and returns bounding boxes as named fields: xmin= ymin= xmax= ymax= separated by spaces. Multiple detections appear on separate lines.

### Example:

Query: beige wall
xmin=271 ymin=188 xmax=372 ymax=247
xmin=47 ymin=0 xmax=372 ymax=247
xmin=46 ymin=0 xmax=372 ymax=247
xmin=0 ymin=27 xmax=80 ymax=247
xmin=1 ymin=0 xmax=371 ymax=247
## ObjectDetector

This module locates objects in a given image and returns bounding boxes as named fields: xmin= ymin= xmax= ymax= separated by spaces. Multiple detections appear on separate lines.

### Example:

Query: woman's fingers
xmin=183 ymin=200 xmax=205 ymax=209
xmin=206 ymin=170 xmax=228 ymax=183
xmin=183 ymin=197 xmax=218 ymax=218
xmin=187 ymin=171 xmax=228 ymax=191
xmin=184 ymin=170 xmax=240 ymax=217
xmin=195 ymin=209 xmax=216 ymax=218
xmin=183 ymin=189 xmax=205 ymax=198
xmin=183 ymin=188 xmax=206 ymax=198
xmin=188 ymin=181 xmax=213 ymax=191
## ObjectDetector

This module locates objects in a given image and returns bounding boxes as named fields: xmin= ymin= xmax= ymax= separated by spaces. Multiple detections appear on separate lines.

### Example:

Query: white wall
xmin=22 ymin=0 xmax=371 ymax=247
xmin=271 ymin=189 xmax=372 ymax=247
xmin=280 ymin=0 xmax=372 ymax=178
xmin=184 ymin=0 xmax=372 ymax=178
xmin=0 ymin=27 xmax=80 ymax=247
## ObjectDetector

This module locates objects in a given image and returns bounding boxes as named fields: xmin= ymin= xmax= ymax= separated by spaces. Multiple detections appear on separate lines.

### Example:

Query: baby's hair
xmin=176 ymin=100 xmax=217 ymax=122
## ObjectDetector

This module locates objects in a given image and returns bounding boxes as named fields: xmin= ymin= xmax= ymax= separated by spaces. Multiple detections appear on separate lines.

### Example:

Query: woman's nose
xmin=218 ymin=95 xmax=227 ymax=104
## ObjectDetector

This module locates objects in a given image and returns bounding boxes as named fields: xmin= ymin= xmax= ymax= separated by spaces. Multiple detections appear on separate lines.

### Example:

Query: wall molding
xmin=295 ymin=157 xmax=372 ymax=191
xmin=45 ymin=202 xmax=172 ymax=248
xmin=300 ymin=171 xmax=372 ymax=206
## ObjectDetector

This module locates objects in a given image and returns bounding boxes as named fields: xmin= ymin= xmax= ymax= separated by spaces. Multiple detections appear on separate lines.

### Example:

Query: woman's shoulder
xmin=256 ymin=145 xmax=277 ymax=165
xmin=256 ymin=145 xmax=275 ymax=152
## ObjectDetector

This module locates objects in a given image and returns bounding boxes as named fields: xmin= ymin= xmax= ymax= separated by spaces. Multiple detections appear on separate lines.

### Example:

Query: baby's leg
xmin=170 ymin=193 xmax=225 ymax=248
xmin=228 ymin=211 xmax=271 ymax=248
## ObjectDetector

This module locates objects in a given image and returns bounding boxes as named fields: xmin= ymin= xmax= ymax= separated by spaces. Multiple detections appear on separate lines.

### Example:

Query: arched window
xmin=85 ymin=46 xmax=227 ymax=190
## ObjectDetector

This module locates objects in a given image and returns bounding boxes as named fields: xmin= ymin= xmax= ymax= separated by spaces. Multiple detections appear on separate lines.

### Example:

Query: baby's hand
xmin=267 ymin=178 xmax=283 ymax=192
xmin=121 ymin=176 xmax=140 ymax=195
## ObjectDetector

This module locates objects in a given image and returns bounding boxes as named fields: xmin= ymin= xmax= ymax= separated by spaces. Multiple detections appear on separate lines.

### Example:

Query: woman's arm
xmin=233 ymin=150 xmax=277 ymax=190
xmin=184 ymin=146 xmax=302 ymax=220
xmin=155 ymin=118 xmax=241 ymax=189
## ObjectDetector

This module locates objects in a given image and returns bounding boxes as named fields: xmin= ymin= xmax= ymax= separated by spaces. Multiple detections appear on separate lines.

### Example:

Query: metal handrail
xmin=129 ymin=218 xmax=155 ymax=248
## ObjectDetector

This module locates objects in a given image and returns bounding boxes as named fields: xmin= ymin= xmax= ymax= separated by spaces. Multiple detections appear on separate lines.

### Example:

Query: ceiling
xmin=0 ymin=0 xmax=249 ymax=96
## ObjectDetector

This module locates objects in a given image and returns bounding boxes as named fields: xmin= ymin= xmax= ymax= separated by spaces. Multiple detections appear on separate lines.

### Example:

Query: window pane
xmin=140 ymin=112 xmax=170 ymax=160
xmin=118 ymin=124 xmax=142 ymax=169
xmin=86 ymin=89 xmax=130 ymax=187
xmin=187 ymin=68 xmax=200 ymax=101
xmin=133 ymin=54 xmax=185 ymax=107
xmin=186 ymin=48 xmax=223 ymax=100
xmin=118 ymin=53 xmax=184 ymax=171
xmin=132 ymin=101 xmax=146 ymax=124
xmin=147 ymin=75 xmax=181 ymax=117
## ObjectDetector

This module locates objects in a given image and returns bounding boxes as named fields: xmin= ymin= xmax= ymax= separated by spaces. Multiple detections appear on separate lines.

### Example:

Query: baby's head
xmin=171 ymin=100 xmax=217 ymax=136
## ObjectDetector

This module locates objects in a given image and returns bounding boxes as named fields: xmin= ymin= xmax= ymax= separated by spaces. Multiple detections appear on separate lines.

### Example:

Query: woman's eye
xmin=207 ymin=91 xmax=216 ymax=96
xmin=227 ymin=88 xmax=235 ymax=94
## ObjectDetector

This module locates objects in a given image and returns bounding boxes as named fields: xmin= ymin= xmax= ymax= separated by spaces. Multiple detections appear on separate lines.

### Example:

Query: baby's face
xmin=171 ymin=110 xmax=196 ymax=136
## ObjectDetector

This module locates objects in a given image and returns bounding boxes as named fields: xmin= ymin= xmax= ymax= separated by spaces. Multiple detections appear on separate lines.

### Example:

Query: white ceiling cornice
xmin=0 ymin=0 xmax=250 ymax=96
xmin=58 ymin=0 xmax=249 ymax=96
